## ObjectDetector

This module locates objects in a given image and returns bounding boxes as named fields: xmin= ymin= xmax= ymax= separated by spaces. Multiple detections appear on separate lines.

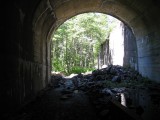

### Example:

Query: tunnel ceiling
xmin=33 ymin=0 xmax=160 ymax=41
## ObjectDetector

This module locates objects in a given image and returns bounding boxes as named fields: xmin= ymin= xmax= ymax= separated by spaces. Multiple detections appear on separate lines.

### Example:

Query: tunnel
xmin=1 ymin=0 xmax=160 ymax=119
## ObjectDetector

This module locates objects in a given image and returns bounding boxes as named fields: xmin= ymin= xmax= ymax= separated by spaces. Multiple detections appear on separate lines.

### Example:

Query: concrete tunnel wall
xmin=1 ymin=0 xmax=160 ymax=116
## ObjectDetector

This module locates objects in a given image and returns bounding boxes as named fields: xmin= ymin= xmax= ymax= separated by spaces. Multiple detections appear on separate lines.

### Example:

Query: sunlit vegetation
xmin=51 ymin=13 xmax=118 ymax=75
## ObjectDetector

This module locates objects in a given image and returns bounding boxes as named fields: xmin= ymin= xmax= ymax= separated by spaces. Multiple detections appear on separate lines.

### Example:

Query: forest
xmin=51 ymin=13 xmax=118 ymax=75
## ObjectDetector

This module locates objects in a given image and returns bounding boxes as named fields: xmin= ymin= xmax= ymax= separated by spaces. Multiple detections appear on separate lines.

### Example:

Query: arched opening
xmin=33 ymin=0 xmax=144 ymax=85
xmin=51 ymin=13 xmax=126 ymax=74
xmin=30 ymin=0 xmax=160 ymax=119
xmin=50 ymin=12 xmax=137 ymax=75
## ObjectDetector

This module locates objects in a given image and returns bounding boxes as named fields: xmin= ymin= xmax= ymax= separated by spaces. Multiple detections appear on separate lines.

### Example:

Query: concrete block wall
xmin=1 ymin=0 xmax=51 ymax=116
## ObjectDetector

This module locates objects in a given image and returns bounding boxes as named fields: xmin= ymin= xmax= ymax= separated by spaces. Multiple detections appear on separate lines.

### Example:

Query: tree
xmin=51 ymin=12 xmax=117 ymax=75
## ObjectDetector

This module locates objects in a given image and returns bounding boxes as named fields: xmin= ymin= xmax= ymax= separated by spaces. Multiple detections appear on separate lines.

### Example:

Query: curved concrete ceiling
xmin=33 ymin=0 xmax=160 ymax=40
xmin=33 ymin=0 xmax=152 ymax=40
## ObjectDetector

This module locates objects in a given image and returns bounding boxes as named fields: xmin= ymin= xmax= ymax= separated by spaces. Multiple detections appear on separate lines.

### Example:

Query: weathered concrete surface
xmin=123 ymin=23 xmax=138 ymax=70
xmin=1 ymin=0 xmax=160 ymax=118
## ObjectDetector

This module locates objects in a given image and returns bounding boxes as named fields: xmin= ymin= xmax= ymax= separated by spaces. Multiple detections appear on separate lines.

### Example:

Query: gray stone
xmin=112 ymin=76 xmax=121 ymax=82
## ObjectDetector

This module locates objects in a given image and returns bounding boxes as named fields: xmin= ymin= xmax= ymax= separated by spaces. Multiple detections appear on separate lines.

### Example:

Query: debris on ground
xmin=49 ymin=65 xmax=159 ymax=120
xmin=6 ymin=65 xmax=160 ymax=120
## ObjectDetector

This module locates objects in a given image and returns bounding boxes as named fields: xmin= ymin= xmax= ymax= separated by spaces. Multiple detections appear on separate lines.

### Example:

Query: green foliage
xmin=51 ymin=12 xmax=118 ymax=75
xmin=52 ymin=59 xmax=64 ymax=72
xmin=69 ymin=66 xmax=95 ymax=74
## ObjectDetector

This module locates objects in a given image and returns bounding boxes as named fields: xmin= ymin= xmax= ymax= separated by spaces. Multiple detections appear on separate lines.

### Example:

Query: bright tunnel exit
xmin=51 ymin=12 xmax=125 ymax=75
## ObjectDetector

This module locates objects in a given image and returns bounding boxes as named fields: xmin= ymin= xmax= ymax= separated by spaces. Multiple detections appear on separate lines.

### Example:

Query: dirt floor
xmin=6 ymin=80 xmax=141 ymax=120
xmin=20 ymin=88 xmax=98 ymax=120
xmin=6 ymin=80 xmax=100 ymax=120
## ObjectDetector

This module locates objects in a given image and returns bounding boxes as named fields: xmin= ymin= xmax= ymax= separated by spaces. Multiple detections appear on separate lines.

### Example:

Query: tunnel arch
xmin=33 ymin=0 xmax=148 ymax=40
xmin=2 ymin=0 xmax=160 ymax=117
xmin=32 ymin=0 xmax=160 ymax=84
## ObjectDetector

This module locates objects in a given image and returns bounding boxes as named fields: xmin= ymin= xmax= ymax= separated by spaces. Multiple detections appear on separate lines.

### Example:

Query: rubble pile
xmin=50 ymin=65 xmax=152 ymax=119
xmin=5 ymin=66 xmax=159 ymax=120
xmin=92 ymin=65 xmax=142 ymax=82
xmin=51 ymin=65 xmax=149 ymax=100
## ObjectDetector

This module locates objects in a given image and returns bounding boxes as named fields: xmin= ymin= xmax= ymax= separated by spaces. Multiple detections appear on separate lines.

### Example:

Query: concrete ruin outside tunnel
xmin=1 ymin=0 xmax=160 ymax=119
xmin=51 ymin=13 xmax=132 ymax=70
